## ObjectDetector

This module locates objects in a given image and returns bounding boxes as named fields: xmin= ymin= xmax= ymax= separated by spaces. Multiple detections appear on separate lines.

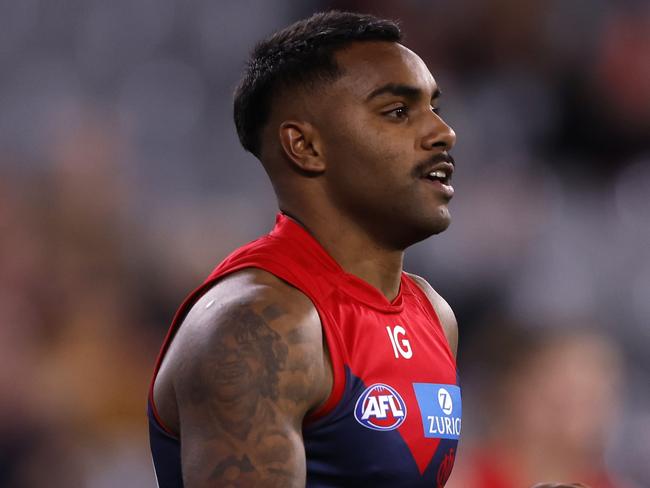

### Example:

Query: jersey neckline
xmin=271 ymin=213 xmax=408 ymax=312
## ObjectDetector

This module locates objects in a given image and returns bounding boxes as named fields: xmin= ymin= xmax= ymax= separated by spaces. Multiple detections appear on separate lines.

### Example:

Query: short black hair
xmin=233 ymin=11 xmax=402 ymax=157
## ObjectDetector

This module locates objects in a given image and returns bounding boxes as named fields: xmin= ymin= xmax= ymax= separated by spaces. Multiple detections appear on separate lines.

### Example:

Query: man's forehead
xmin=332 ymin=42 xmax=438 ymax=99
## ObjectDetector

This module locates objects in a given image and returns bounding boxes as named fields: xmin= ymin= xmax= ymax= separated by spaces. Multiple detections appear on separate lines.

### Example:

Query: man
xmin=147 ymin=11 xmax=586 ymax=488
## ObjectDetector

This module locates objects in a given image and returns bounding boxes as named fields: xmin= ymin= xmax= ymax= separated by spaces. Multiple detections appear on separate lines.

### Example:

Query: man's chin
xmin=426 ymin=207 xmax=451 ymax=235
xmin=427 ymin=217 xmax=451 ymax=236
xmin=399 ymin=214 xmax=451 ymax=247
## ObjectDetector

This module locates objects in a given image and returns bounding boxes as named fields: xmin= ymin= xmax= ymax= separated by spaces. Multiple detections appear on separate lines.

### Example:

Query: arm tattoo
xmin=182 ymin=300 xmax=309 ymax=486
xmin=209 ymin=455 xmax=255 ymax=481
xmin=188 ymin=305 xmax=289 ymax=440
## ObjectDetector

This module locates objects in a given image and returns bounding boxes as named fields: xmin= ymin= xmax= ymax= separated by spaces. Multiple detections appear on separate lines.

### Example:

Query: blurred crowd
xmin=1 ymin=0 xmax=648 ymax=486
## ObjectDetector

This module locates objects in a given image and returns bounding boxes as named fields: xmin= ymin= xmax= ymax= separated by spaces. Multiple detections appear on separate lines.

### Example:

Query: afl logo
xmin=354 ymin=383 xmax=407 ymax=431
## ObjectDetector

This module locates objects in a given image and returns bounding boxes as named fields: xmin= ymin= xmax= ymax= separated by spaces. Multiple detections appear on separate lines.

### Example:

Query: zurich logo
xmin=354 ymin=383 xmax=407 ymax=431
xmin=438 ymin=387 xmax=453 ymax=415
xmin=413 ymin=383 xmax=462 ymax=440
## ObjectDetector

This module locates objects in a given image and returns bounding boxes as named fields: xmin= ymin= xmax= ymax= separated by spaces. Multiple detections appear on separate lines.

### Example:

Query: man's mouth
xmin=419 ymin=157 xmax=455 ymax=199
xmin=422 ymin=159 xmax=454 ymax=184
xmin=424 ymin=167 xmax=452 ymax=185
xmin=414 ymin=153 xmax=455 ymax=180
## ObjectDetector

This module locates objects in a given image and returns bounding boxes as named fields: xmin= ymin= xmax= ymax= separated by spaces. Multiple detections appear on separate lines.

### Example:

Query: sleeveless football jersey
xmin=148 ymin=213 xmax=461 ymax=487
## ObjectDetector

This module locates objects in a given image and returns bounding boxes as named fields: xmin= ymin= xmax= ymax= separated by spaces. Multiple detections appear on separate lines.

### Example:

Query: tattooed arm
xmin=155 ymin=269 xmax=331 ymax=487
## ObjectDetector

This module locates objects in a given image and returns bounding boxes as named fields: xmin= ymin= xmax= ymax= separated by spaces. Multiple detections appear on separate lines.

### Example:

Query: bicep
xmin=181 ymin=416 xmax=305 ymax=487
xmin=173 ymin=287 xmax=323 ymax=487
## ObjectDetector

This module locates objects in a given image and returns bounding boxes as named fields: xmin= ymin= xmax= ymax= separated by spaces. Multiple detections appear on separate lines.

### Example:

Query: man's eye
xmin=431 ymin=106 xmax=441 ymax=115
xmin=385 ymin=106 xmax=409 ymax=119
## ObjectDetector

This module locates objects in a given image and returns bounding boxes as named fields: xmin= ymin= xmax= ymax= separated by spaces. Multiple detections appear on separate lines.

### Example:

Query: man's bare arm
xmin=166 ymin=270 xmax=330 ymax=487
xmin=406 ymin=272 xmax=458 ymax=358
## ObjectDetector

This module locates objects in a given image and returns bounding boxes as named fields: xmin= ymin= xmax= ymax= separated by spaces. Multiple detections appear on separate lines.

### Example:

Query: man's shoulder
xmin=167 ymin=266 xmax=331 ymax=412
xmin=405 ymin=272 xmax=443 ymax=302
xmin=162 ymin=273 xmax=329 ymax=487
xmin=180 ymin=268 xmax=322 ymax=349
xmin=405 ymin=272 xmax=458 ymax=358
xmin=153 ymin=267 xmax=329 ymax=436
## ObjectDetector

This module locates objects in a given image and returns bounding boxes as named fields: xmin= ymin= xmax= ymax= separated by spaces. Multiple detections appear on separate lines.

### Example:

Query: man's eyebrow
xmin=365 ymin=83 xmax=441 ymax=102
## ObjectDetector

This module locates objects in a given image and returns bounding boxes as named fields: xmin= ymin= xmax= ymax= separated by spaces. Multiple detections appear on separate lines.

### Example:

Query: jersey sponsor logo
xmin=354 ymin=383 xmax=407 ymax=431
xmin=437 ymin=448 xmax=456 ymax=487
xmin=438 ymin=387 xmax=453 ymax=415
xmin=386 ymin=325 xmax=413 ymax=359
xmin=413 ymin=383 xmax=462 ymax=440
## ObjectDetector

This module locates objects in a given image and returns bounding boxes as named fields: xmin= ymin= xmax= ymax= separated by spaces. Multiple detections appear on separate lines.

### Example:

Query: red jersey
xmin=148 ymin=213 xmax=461 ymax=487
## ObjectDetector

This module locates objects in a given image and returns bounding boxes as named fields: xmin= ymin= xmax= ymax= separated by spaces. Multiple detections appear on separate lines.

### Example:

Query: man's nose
xmin=421 ymin=113 xmax=456 ymax=151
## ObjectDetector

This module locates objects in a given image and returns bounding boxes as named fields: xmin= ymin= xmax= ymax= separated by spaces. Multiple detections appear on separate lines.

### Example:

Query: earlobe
xmin=279 ymin=121 xmax=326 ymax=174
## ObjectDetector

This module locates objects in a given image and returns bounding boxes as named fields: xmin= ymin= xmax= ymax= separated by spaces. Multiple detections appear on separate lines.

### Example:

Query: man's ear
xmin=278 ymin=120 xmax=326 ymax=174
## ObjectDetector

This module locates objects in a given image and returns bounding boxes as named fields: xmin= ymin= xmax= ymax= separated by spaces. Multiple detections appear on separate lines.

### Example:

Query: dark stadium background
xmin=1 ymin=1 xmax=648 ymax=486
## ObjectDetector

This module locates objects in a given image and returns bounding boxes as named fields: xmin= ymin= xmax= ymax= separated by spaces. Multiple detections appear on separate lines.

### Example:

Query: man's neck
xmin=283 ymin=210 xmax=405 ymax=301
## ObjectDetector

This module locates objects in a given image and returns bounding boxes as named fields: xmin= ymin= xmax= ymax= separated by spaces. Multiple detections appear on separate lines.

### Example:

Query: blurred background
xmin=1 ymin=0 xmax=648 ymax=486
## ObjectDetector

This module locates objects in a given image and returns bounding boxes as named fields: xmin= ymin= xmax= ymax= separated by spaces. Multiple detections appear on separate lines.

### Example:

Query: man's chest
xmin=305 ymin=297 xmax=461 ymax=484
